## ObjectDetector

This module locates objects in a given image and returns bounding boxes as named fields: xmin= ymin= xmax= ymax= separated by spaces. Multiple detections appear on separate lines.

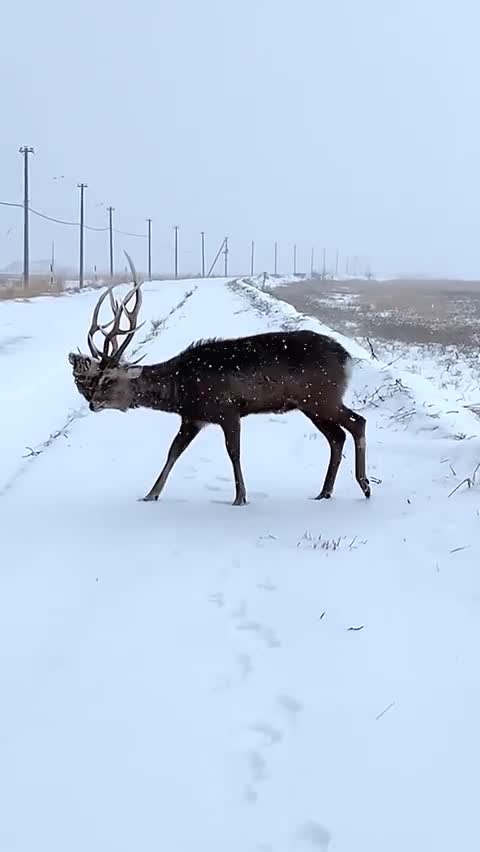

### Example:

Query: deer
xmin=68 ymin=252 xmax=370 ymax=505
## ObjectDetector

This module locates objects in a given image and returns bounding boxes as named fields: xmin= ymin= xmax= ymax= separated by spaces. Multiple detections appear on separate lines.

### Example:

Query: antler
xmin=87 ymin=251 xmax=144 ymax=365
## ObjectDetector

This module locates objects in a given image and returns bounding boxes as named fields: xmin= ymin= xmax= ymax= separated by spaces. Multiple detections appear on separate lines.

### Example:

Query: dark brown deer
xmin=69 ymin=253 xmax=370 ymax=505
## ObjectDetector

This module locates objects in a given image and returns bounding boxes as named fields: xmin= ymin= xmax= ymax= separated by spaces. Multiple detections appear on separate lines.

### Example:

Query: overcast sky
xmin=1 ymin=0 xmax=479 ymax=278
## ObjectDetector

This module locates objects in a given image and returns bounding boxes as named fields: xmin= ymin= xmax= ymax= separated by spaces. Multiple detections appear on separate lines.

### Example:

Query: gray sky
xmin=2 ymin=0 xmax=480 ymax=278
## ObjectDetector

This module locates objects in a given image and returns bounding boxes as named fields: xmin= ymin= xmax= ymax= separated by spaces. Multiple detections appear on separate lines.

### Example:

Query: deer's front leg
xmin=220 ymin=415 xmax=247 ymax=505
xmin=142 ymin=419 xmax=204 ymax=502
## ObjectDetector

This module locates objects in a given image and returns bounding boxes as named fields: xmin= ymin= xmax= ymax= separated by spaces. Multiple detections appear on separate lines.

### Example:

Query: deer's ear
xmin=68 ymin=352 xmax=92 ymax=373
xmin=127 ymin=366 xmax=143 ymax=380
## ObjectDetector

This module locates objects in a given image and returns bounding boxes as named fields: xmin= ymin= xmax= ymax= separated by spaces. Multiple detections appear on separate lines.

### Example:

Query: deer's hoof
xmin=140 ymin=494 xmax=158 ymax=502
xmin=315 ymin=492 xmax=331 ymax=500
xmin=360 ymin=478 xmax=371 ymax=498
xmin=232 ymin=495 xmax=247 ymax=506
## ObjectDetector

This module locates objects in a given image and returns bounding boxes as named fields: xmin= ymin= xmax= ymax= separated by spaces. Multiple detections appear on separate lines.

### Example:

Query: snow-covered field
xmin=1 ymin=277 xmax=480 ymax=852
xmin=359 ymin=337 xmax=480 ymax=417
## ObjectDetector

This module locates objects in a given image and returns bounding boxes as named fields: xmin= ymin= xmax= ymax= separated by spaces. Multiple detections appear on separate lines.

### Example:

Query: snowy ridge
xmin=2 ymin=276 xmax=480 ymax=852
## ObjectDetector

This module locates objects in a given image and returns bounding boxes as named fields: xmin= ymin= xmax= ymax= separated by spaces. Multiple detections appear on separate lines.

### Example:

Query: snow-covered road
xmin=1 ymin=277 xmax=480 ymax=851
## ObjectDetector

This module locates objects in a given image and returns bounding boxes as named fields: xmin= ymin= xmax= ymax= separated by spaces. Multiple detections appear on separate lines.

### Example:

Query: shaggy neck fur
xmin=128 ymin=364 xmax=179 ymax=412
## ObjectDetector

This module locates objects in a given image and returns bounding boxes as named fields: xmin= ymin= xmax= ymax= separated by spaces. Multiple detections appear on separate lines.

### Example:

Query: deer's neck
xmin=130 ymin=364 xmax=179 ymax=413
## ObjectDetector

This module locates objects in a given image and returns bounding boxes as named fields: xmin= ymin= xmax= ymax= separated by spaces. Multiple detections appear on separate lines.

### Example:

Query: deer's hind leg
xmin=220 ymin=414 xmax=247 ymax=506
xmin=303 ymin=410 xmax=346 ymax=499
xmin=142 ymin=418 xmax=205 ymax=502
xmin=336 ymin=406 xmax=370 ymax=498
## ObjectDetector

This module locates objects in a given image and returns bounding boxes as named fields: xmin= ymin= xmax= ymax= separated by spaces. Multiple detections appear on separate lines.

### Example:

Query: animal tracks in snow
xmin=248 ymin=750 xmax=268 ymax=783
xmin=226 ymin=596 xmax=281 ymax=648
xmin=257 ymin=577 xmax=277 ymax=592
xmin=236 ymin=619 xmax=281 ymax=649
xmin=236 ymin=652 xmax=254 ymax=680
xmin=250 ymin=720 xmax=283 ymax=746
xmin=208 ymin=583 xmax=312 ymax=845
xmin=255 ymin=821 xmax=333 ymax=852
xmin=209 ymin=592 xmax=225 ymax=608
xmin=242 ymin=694 xmax=304 ymax=806
xmin=292 ymin=821 xmax=332 ymax=850
xmin=276 ymin=693 xmax=304 ymax=725
xmin=229 ymin=599 xmax=249 ymax=621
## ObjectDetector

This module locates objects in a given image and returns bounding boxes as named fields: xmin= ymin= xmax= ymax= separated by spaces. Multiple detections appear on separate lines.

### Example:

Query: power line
xmin=113 ymin=227 xmax=147 ymax=239
xmin=28 ymin=206 xmax=108 ymax=231
xmin=0 ymin=199 xmax=146 ymax=237
xmin=0 ymin=200 xmax=107 ymax=231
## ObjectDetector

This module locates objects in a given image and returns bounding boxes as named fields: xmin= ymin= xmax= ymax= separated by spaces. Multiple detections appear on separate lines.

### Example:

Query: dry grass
xmin=0 ymin=270 xmax=207 ymax=302
xmin=0 ymin=272 xmax=139 ymax=302
xmin=0 ymin=276 xmax=66 ymax=301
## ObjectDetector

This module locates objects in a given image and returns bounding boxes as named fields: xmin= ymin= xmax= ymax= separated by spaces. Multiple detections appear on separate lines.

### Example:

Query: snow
xmin=358 ymin=338 xmax=480 ymax=417
xmin=1 ymin=276 xmax=480 ymax=852
xmin=244 ymin=273 xmax=306 ymax=289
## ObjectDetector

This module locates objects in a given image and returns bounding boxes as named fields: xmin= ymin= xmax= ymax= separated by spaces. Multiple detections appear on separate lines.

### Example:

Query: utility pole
xmin=293 ymin=243 xmax=297 ymax=275
xmin=19 ymin=146 xmax=34 ymax=288
xmin=274 ymin=241 xmax=278 ymax=276
xmin=201 ymin=231 xmax=205 ymax=277
xmin=322 ymin=247 xmax=326 ymax=279
xmin=310 ymin=247 xmax=315 ymax=277
xmin=147 ymin=219 xmax=152 ymax=281
xmin=250 ymin=240 xmax=255 ymax=276
xmin=173 ymin=225 xmax=179 ymax=278
xmin=207 ymin=237 xmax=227 ymax=278
xmin=107 ymin=206 xmax=114 ymax=278
xmin=50 ymin=241 xmax=55 ymax=290
xmin=78 ymin=183 xmax=87 ymax=289
xmin=223 ymin=236 xmax=229 ymax=277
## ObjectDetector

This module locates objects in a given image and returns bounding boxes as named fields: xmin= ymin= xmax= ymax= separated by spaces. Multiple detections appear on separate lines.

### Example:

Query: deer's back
xmin=169 ymin=330 xmax=351 ymax=419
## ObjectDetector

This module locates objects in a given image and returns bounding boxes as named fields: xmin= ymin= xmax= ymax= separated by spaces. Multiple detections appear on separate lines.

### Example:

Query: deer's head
xmin=69 ymin=252 xmax=145 ymax=412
